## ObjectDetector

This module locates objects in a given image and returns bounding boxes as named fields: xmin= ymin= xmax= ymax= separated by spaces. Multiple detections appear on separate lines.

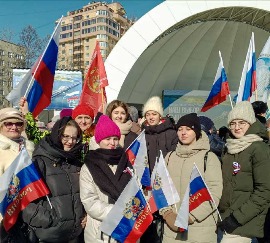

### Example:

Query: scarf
xmin=115 ymin=120 xmax=132 ymax=147
xmin=84 ymin=148 xmax=132 ymax=203
xmin=226 ymin=134 xmax=263 ymax=154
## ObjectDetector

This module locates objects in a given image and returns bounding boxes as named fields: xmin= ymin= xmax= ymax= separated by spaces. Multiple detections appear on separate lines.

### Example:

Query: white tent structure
xmin=104 ymin=0 xmax=270 ymax=105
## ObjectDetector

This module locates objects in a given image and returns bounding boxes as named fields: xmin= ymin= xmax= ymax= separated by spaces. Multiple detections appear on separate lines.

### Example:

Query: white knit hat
xmin=142 ymin=96 xmax=163 ymax=117
xmin=227 ymin=101 xmax=256 ymax=125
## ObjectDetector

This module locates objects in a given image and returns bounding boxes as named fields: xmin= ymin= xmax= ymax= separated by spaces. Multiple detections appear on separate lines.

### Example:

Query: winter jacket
xmin=0 ymin=134 xmax=34 ymax=222
xmin=142 ymin=117 xmax=178 ymax=173
xmin=161 ymin=132 xmax=223 ymax=243
xmin=22 ymin=117 xmax=85 ymax=242
xmin=219 ymin=120 xmax=270 ymax=238
xmin=80 ymin=148 xmax=132 ymax=242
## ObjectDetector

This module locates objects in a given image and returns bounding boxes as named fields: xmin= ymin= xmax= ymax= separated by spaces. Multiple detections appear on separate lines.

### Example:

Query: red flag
xmin=79 ymin=41 xmax=108 ymax=115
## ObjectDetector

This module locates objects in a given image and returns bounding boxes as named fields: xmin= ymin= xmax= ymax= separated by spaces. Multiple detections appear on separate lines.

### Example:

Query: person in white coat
xmin=80 ymin=115 xmax=133 ymax=242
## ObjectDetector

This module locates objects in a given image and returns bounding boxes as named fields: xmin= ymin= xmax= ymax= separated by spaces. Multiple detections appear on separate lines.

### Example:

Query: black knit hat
xmin=176 ymin=113 xmax=201 ymax=140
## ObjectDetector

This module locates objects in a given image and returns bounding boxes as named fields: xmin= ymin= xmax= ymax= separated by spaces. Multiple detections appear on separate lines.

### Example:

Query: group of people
xmin=0 ymin=95 xmax=269 ymax=243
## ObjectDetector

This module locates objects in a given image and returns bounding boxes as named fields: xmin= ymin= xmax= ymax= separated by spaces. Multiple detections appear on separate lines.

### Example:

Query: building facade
xmin=58 ymin=1 xmax=133 ymax=76
xmin=0 ymin=40 xmax=25 ymax=108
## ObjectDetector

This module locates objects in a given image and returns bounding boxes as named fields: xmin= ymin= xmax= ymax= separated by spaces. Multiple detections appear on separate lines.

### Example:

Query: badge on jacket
xmin=232 ymin=162 xmax=241 ymax=175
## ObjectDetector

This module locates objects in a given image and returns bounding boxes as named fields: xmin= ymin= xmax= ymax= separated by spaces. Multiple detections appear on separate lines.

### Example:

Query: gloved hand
xmin=163 ymin=210 xmax=179 ymax=232
xmin=218 ymin=214 xmax=241 ymax=234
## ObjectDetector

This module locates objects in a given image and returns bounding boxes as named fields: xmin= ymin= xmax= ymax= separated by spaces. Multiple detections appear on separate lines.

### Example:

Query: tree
xmin=18 ymin=25 xmax=44 ymax=68
xmin=0 ymin=28 xmax=14 ymax=42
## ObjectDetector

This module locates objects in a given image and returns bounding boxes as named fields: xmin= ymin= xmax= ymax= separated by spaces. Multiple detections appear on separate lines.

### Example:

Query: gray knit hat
xmin=143 ymin=96 xmax=163 ymax=117
xmin=227 ymin=101 xmax=256 ymax=125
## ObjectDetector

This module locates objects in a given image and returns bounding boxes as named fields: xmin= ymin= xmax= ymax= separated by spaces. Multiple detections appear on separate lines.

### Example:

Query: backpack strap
xmin=166 ymin=151 xmax=174 ymax=166
xmin=204 ymin=150 xmax=210 ymax=172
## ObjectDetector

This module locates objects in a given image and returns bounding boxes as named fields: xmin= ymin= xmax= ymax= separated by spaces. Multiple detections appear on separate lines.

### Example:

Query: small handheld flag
xmin=236 ymin=32 xmax=257 ymax=103
xmin=126 ymin=130 xmax=151 ymax=188
xmin=201 ymin=51 xmax=231 ymax=112
xmin=0 ymin=148 xmax=49 ymax=231
xmin=100 ymin=174 xmax=153 ymax=243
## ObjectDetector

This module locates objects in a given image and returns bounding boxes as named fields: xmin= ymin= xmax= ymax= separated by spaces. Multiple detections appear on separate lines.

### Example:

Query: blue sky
xmin=0 ymin=0 xmax=164 ymax=42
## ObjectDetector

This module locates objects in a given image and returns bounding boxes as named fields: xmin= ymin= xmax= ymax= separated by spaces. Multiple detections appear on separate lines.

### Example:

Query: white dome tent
xmin=104 ymin=1 xmax=270 ymax=106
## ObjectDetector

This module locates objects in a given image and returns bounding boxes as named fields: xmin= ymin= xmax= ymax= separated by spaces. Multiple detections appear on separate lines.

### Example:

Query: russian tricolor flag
xmin=201 ymin=51 xmax=230 ymax=112
xmin=0 ymin=148 xmax=49 ymax=231
xmin=175 ymin=164 xmax=212 ymax=231
xmin=7 ymin=18 xmax=62 ymax=118
xmin=148 ymin=151 xmax=180 ymax=213
xmin=236 ymin=32 xmax=257 ymax=103
xmin=126 ymin=130 xmax=151 ymax=188
xmin=100 ymin=176 xmax=153 ymax=243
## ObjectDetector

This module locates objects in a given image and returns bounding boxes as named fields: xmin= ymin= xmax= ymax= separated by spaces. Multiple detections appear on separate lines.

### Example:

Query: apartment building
xmin=0 ymin=40 xmax=25 ymax=108
xmin=58 ymin=1 xmax=133 ymax=75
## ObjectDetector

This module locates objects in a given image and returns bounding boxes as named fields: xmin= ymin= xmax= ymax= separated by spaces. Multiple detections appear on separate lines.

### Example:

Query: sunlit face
xmin=99 ymin=136 xmax=119 ymax=149
xmin=145 ymin=110 xmax=161 ymax=126
xmin=0 ymin=119 xmax=24 ymax=140
xmin=229 ymin=119 xmax=250 ymax=139
xmin=61 ymin=125 xmax=79 ymax=151
xmin=75 ymin=115 xmax=92 ymax=132
xmin=111 ymin=107 xmax=127 ymax=123
xmin=177 ymin=126 xmax=197 ymax=145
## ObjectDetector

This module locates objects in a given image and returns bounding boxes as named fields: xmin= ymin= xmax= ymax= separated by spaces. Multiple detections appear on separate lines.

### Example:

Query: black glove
xmin=218 ymin=214 xmax=241 ymax=233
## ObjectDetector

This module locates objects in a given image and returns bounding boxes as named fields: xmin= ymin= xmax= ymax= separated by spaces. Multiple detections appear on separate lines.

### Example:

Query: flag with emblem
xmin=100 ymin=175 xmax=153 ymax=243
xmin=0 ymin=148 xmax=49 ymax=231
xmin=126 ymin=130 xmax=151 ymax=188
xmin=148 ymin=150 xmax=180 ymax=213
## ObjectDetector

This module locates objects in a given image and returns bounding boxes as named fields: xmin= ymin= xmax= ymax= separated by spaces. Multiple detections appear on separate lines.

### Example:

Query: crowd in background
xmin=0 ymin=96 xmax=270 ymax=243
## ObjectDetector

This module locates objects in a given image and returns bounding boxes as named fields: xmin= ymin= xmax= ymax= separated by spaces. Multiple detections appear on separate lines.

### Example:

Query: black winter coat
xmin=142 ymin=118 xmax=178 ymax=173
xmin=22 ymin=117 xmax=85 ymax=242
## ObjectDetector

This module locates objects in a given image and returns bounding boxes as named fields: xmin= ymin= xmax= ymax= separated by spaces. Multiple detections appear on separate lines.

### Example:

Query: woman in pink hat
xmin=80 ymin=115 xmax=133 ymax=242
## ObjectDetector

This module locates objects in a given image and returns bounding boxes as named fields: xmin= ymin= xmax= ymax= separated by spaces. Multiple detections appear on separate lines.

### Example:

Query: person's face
xmin=99 ymin=136 xmax=119 ymax=149
xmin=229 ymin=119 xmax=250 ymax=139
xmin=75 ymin=115 xmax=92 ymax=132
xmin=61 ymin=126 xmax=79 ymax=151
xmin=0 ymin=119 xmax=24 ymax=140
xmin=111 ymin=107 xmax=127 ymax=123
xmin=177 ymin=126 xmax=197 ymax=145
xmin=145 ymin=111 xmax=161 ymax=126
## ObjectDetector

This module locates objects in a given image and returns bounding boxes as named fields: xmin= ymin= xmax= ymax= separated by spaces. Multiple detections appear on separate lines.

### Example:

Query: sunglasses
xmin=4 ymin=122 xmax=24 ymax=128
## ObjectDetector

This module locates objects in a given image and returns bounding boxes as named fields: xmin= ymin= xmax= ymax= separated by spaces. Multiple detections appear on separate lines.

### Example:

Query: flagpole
xmin=193 ymin=163 xmax=223 ymax=222
xmin=24 ymin=16 xmax=63 ymax=99
xmin=125 ymin=129 xmax=145 ymax=152
xmin=46 ymin=195 xmax=53 ymax=209
xmin=228 ymin=94 xmax=234 ymax=109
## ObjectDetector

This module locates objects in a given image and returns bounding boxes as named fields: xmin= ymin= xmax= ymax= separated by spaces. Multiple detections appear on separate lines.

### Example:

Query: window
xmin=99 ymin=41 xmax=108 ymax=48
xmin=85 ymin=61 xmax=89 ymax=65
xmin=0 ymin=50 xmax=5 ymax=56
xmin=85 ymin=46 xmax=89 ymax=50
xmin=0 ymin=60 xmax=4 ymax=66
xmin=96 ymin=10 xmax=108 ymax=16
xmin=8 ymin=52 xmax=13 ymax=58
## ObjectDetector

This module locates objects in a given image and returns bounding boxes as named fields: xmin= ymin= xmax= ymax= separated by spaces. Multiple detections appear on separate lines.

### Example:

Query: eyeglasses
xmin=61 ymin=134 xmax=80 ymax=143
xmin=4 ymin=122 xmax=24 ymax=129
xmin=229 ymin=121 xmax=248 ymax=129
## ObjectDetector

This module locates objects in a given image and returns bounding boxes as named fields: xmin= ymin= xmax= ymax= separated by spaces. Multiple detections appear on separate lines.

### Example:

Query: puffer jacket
xmin=142 ymin=117 xmax=178 ymax=173
xmin=162 ymin=132 xmax=223 ymax=243
xmin=21 ymin=137 xmax=85 ymax=242
xmin=219 ymin=120 xmax=270 ymax=238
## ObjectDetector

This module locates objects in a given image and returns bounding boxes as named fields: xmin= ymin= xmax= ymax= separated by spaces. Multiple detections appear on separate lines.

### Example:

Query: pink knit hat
xmin=94 ymin=115 xmax=121 ymax=143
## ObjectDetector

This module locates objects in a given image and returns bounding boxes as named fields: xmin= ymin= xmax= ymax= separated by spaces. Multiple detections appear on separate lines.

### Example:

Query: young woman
xmin=80 ymin=115 xmax=133 ymax=242
xmin=218 ymin=101 xmax=270 ymax=243
xmin=22 ymin=116 xmax=86 ymax=243
xmin=141 ymin=96 xmax=178 ymax=174
xmin=105 ymin=100 xmax=137 ymax=149
xmin=160 ymin=113 xmax=223 ymax=243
